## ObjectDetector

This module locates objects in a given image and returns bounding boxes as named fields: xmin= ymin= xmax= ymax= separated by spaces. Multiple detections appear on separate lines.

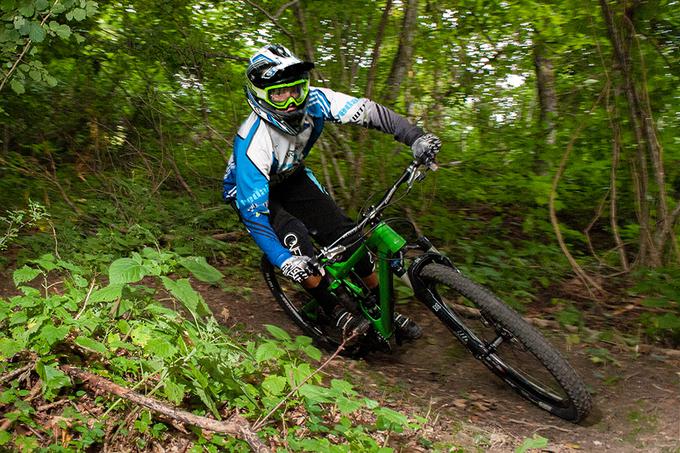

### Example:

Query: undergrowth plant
xmin=0 ymin=249 xmax=425 ymax=451
xmin=0 ymin=200 xmax=49 ymax=253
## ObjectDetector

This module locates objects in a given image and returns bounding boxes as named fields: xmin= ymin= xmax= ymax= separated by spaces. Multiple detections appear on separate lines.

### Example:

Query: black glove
xmin=411 ymin=133 xmax=441 ymax=164
xmin=280 ymin=255 xmax=316 ymax=283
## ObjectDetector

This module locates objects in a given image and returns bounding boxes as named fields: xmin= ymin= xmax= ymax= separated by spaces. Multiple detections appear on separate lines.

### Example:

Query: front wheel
xmin=417 ymin=263 xmax=592 ymax=422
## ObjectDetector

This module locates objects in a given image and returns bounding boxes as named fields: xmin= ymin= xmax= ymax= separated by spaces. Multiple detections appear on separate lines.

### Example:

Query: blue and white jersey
xmin=223 ymin=86 xmax=424 ymax=268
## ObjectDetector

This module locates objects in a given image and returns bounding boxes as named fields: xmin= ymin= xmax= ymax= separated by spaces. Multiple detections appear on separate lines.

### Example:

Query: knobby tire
xmin=418 ymin=263 xmax=592 ymax=422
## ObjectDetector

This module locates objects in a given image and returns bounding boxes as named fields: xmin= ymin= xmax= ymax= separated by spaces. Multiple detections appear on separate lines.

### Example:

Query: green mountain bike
xmin=261 ymin=159 xmax=593 ymax=422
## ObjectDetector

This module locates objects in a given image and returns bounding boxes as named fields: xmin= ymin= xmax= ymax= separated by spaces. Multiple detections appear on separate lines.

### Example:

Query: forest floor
xmin=197 ymin=276 xmax=680 ymax=453
xmin=1 ymin=264 xmax=679 ymax=452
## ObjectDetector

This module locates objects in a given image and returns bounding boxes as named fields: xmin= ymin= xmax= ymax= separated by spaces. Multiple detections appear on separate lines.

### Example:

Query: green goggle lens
xmin=263 ymin=79 xmax=309 ymax=109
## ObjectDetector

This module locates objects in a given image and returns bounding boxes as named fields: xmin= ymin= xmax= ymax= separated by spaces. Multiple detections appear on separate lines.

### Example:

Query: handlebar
xmin=317 ymin=158 xmax=436 ymax=261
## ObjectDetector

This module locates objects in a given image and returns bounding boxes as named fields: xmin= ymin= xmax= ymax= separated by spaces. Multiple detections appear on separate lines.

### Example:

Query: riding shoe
xmin=394 ymin=313 xmax=422 ymax=341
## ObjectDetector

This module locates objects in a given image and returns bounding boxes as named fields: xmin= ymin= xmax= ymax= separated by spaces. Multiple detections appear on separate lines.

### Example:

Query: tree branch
xmin=61 ymin=365 xmax=270 ymax=453
xmin=273 ymin=0 xmax=300 ymax=19
xmin=241 ymin=0 xmax=294 ymax=41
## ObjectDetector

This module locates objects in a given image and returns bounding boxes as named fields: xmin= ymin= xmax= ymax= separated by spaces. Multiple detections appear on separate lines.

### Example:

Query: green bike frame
xmin=323 ymin=222 xmax=407 ymax=339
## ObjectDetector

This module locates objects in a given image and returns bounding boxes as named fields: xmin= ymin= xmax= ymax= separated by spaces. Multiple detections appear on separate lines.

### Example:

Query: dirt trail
xmin=199 ymin=278 xmax=680 ymax=452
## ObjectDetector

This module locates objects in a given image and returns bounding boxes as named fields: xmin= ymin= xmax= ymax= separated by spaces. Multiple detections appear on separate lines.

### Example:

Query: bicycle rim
xmin=417 ymin=263 xmax=592 ymax=422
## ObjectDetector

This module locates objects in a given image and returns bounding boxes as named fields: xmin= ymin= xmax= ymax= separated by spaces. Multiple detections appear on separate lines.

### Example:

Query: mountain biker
xmin=223 ymin=44 xmax=441 ymax=340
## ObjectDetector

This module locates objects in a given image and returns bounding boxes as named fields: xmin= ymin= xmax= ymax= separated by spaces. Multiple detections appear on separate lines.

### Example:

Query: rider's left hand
xmin=411 ymin=133 xmax=441 ymax=165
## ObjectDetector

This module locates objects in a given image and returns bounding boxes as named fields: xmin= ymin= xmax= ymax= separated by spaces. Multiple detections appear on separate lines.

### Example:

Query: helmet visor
xmin=264 ymin=79 xmax=309 ymax=110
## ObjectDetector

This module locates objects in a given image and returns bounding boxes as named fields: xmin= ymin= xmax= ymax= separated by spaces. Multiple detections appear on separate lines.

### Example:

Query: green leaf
xmin=331 ymin=379 xmax=355 ymax=395
xmin=0 ymin=338 xmax=24 ymax=359
xmin=261 ymin=375 xmax=287 ymax=396
xmin=9 ymin=78 xmax=25 ymax=94
xmin=298 ymin=383 xmax=334 ymax=404
xmin=163 ymin=379 xmax=185 ymax=405
xmin=144 ymin=337 xmax=177 ymax=359
xmin=655 ymin=313 xmax=680 ymax=330
xmin=265 ymin=324 xmax=290 ymax=341
xmin=178 ymin=256 xmax=223 ymax=283
xmin=28 ymin=23 xmax=45 ymax=42
xmin=13 ymin=266 xmax=41 ymax=285
xmin=18 ymin=3 xmax=34 ymax=16
xmin=302 ymin=344 xmax=322 ymax=361
xmin=130 ymin=325 xmax=153 ymax=346
xmin=116 ymin=319 xmax=130 ymax=334
xmin=89 ymin=284 xmax=123 ymax=302
xmin=85 ymin=1 xmax=97 ymax=15
xmin=39 ymin=324 xmax=70 ymax=346
xmin=74 ymin=336 xmax=107 ymax=354
xmin=44 ymin=74 xmax=57 ymax=86
xmin=72 ymin=7 xmax=86 ymax=20
xmin=35 ymin=362 xmax=71 ymax=399
xmin=336 ymin=396 xmax=362 ymax=414
xmin=160 ymin=277 xmax=210 ymax=317
xmin=109 ymin=258 xmax=146 ymax=284
xmin=49 ymin=22 xmax=71 ymax=39
xmin=35 ymin=0 xmax=49 ymax=11
xmin=375 ymin=407 xmax=408 ymax=432
xmin=255 ymin=342 xmax=284 ymax=363
xmin=515 ymin=434 xmax=549 ymax=453
xmin=72 ymin=274 xmax=88 ymax=288
xmin=33 ymin=253 xmax=57 ymax=271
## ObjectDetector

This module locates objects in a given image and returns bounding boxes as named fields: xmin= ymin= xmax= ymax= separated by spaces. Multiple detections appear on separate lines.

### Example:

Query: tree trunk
xmin=599 ymin=0 xmax=675 ymax=266
xmin=382 ymin=0 xmax=419 ymax=106
xmin=532 ymin=32 xmax=558 ymax=146
xmin=365 ymin=0 xmax=393 ymax=100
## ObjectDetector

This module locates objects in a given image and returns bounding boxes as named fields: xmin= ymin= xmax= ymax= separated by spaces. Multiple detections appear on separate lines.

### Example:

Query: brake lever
xmin=407 ymin=160 xmax=438 ymax=188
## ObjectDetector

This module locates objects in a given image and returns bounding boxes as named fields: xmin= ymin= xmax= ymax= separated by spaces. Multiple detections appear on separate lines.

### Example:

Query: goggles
xmin=262 ymin=79 xmax=309 ymax=110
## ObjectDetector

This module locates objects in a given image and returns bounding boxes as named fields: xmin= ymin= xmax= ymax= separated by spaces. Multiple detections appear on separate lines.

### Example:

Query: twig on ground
xmin=0 ymin=361 xmax=35 ymax=384
xmin=61 ymin=365 xmax=270 ymax=453
xmin=36 ymin=399 xmax=69 ymax=412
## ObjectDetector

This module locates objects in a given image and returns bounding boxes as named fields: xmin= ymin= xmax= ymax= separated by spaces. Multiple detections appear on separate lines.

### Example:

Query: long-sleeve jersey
xmin=222 ymin=86 xmax=424 ymax=268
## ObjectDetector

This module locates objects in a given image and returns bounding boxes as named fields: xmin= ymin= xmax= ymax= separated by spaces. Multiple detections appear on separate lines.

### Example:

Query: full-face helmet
xmin=245 ymin=44 xmax=314 ymax=135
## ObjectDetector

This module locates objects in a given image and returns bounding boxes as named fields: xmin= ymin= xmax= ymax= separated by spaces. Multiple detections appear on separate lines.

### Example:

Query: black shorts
xmin=239 ymin=166 xmax=373 ymax=277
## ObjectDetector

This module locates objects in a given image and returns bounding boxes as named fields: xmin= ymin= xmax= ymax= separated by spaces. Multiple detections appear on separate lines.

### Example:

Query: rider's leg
xmin=267 ymin=197 xmax=366 ymax=336
xmin=277 ymin=168 xmax=421 ymax=340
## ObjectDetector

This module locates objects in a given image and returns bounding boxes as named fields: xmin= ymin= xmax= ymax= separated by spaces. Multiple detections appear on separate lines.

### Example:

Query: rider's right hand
xmin=411 ymin=133 xmax=441 ymax=166
xmin=280 ymin=255 xmax=316 ymax=283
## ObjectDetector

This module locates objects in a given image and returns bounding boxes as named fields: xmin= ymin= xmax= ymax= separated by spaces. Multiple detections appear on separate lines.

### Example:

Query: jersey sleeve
xmin=311 ymin=87 xmax=424 ymax=146
xmin=234 ymin=119 xmax=292 ymax=268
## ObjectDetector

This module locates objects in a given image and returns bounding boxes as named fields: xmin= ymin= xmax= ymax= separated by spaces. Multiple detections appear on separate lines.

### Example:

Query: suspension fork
xmin=408 ymin=253 xmax=493 ymax=359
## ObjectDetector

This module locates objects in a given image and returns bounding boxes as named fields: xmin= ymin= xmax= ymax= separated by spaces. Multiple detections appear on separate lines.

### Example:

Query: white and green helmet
xmin=245 ymin=44 xmax=314 ymax=135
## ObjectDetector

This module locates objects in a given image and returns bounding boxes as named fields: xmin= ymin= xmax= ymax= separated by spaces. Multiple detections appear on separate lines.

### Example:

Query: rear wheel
xmin=418 ymin=263 xmax=592 ymax=422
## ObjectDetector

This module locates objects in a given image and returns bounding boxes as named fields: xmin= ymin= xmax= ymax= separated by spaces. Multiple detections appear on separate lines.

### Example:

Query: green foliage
xmin=0 ymin=250 xmax=427 ymax=450
xmin=0 ymin=200 xmax=48 ymax=255
xmin=515 ymin=434 xmax=549 ymax=453
xmin=628 ymin=267 xmax=680 ymax=342
xmin=0 ymin=0 xmax=99 ymax=94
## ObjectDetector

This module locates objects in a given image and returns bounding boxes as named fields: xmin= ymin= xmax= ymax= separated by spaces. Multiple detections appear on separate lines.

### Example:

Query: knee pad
xmin=278 ymin=218 xmax=315 ymax=257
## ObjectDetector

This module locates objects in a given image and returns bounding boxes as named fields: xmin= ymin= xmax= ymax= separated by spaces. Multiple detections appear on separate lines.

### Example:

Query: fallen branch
xmin=60 ymin=365 xmax=270 ymax=453
xmin=0 ymin=361 xmax=35 ymax=385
